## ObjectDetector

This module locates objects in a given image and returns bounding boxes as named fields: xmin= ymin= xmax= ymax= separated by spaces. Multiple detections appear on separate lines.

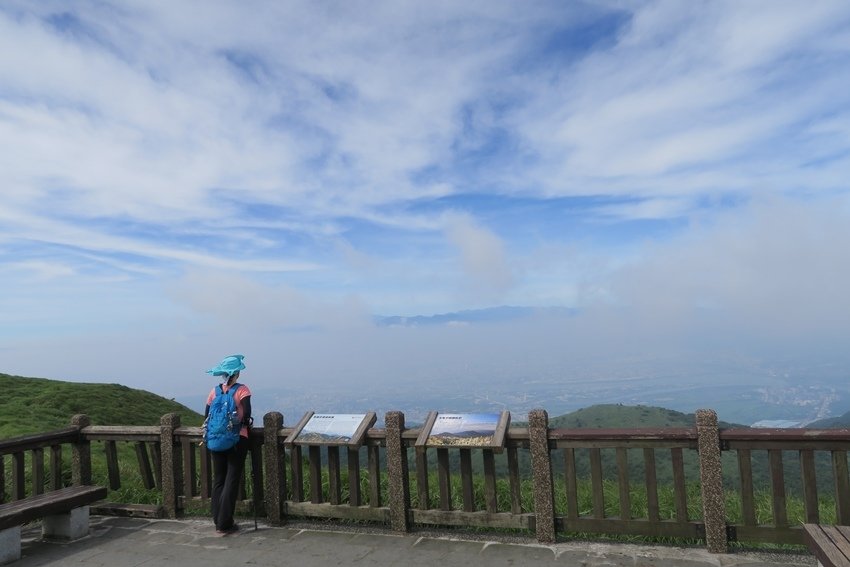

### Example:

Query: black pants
xmin=210 ymin=436 xmax=249 ymax=530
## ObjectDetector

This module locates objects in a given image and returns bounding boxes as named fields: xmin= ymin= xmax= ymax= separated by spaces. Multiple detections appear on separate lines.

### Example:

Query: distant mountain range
xmin=4 ymin=370 xmax=850 ymax=444
xmin=374 ymin=305 xmax=577 ymax=327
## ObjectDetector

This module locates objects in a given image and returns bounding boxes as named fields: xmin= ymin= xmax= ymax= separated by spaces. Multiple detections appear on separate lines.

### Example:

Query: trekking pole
xmin=251 ymin=438 xmax=260 ymax=531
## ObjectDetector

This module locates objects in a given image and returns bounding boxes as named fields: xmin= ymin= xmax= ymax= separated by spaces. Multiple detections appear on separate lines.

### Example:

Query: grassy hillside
xmin=542 ymin=405 xmax=842 ymax=497
xmin=496 ymin=405 xmax=773 ymax=495
xmin=0 ymin=372 xmax=203 ymax=438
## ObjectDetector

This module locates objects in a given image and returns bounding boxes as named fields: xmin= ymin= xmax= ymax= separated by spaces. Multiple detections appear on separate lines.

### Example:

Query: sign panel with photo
xmin=425 ymin=412 xmax=508 ymax=449
xmin=287 ymin=412 xmax=377 ymax=447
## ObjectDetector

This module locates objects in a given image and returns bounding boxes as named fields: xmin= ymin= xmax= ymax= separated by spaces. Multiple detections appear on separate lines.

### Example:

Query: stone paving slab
xmin=11 ymin=516 xmax=817 ymax=567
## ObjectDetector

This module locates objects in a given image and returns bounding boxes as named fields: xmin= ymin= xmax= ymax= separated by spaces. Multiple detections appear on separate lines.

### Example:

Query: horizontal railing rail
xmin=0 ymin=427 xmax=79 ymax=454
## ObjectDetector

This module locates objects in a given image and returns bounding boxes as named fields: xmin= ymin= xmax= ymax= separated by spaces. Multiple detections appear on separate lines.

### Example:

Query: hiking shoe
xmin=214 ymin=523 xmax=239 ymax=536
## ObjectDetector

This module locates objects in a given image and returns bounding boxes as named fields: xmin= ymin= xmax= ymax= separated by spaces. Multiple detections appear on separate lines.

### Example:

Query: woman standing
xmin=204 ymin=354 xmax=252 ymax=536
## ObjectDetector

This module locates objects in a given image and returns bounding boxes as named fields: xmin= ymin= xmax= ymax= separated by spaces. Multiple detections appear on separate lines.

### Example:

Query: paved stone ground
xmin=13 ymin=516 xmax=817 ymax=567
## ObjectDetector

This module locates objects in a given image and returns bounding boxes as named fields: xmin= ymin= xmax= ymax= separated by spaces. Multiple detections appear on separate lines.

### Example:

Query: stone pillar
xmin=529 ymin=409 xmax=555 ymax=543
xmin=160 ymin=413 xmax=182 ymax=519
xmin=70 ymin=414 xmax=91 ymax=486
xmin=264 ymin=412 xmax=287 ymax=524
xmin=384 ymin=411 xmax=410 ymax=532
xmin=696 ymin=409 xmax=727 ymax=553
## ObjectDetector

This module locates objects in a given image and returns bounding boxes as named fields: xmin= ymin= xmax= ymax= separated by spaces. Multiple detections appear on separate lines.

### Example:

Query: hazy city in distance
xmin=177 ymin=344 xmax=850 ymax=429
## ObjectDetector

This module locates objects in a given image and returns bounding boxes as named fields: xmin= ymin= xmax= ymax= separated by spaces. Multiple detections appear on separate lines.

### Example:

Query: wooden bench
xmin=803 ymin=523 xmax=850 ymax=567
xmin=0 ymin=485 xmax=107 ymax=565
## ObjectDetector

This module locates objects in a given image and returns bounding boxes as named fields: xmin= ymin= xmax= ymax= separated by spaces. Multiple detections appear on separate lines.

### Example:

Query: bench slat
xmin=803 ymin=524 xmax=850 ymax=567
xmin=824 ymin=526 xmax=850 ymax=564
xmin=0 ymin=485 xmax=107 ymax=530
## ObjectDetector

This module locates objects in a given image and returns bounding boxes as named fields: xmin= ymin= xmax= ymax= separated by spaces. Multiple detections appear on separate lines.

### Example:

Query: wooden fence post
xmin=160 ymin=413 xmax=182 ymax=519
xmin=71 ymin=414 xmax=91 ymax=486
xmin=696 ymin=409 xmax=727 ymax=553
xmin=529 ymin=409 xmax=555 ymax=543
xmin=264 ymin=412 xmax=286 ymax=524
xmin=385 ymin=411 xmax=410 ymax=532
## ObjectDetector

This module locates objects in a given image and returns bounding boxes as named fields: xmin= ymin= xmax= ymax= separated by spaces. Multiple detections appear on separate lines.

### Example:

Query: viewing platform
xmin=5 ymin=407 xmax=850 ymax=565
xmin=17 ymin=516 xmax=814 ymax=567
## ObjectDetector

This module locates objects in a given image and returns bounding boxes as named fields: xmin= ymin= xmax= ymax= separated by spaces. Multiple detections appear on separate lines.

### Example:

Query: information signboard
xmin=285 ymin=411 xmax=376 ymax=448
xmin=415 ymin=411 xmax=510 ymax=450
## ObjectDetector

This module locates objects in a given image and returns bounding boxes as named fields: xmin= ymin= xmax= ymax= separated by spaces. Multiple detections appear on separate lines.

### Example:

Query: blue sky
xmin=2 ymin=1 xmax=850 ymax=402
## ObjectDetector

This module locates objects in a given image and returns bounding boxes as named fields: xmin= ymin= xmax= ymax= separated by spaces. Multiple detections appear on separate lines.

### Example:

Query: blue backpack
xmin=204 ymin=383 xmax=243 ymax=452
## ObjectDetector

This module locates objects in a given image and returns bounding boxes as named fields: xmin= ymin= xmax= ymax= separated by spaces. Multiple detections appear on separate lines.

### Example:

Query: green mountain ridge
xmin=807 ymin=410 xmax=850 ymax=429
xmin=0 ymin=372 xmax=204 ymax=438
xmin=546 ymin=403 xmax=745 ymax=429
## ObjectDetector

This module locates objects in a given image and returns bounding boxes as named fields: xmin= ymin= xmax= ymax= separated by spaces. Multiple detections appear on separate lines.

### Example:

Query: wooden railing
xmin=3 ymin=409 xmax=850 ymax=553
xmin=720 ymin=428 xmax=850 ymax=544
xmin=548 ymin=426 xmax=702 ymax=540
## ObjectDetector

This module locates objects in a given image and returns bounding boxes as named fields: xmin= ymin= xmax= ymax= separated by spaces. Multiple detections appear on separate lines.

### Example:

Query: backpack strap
xmin=218 ymin=382 xmax=242 ymax=400
xmin=226 ymin=384 xmax=249 ymax=428
xmin=217 ymin=383 xmax=241 ymax=397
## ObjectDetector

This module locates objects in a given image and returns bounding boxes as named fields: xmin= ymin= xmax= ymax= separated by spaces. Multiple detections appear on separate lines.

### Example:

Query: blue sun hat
xmin=206 ymin=354 xmax=245 ymax=378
